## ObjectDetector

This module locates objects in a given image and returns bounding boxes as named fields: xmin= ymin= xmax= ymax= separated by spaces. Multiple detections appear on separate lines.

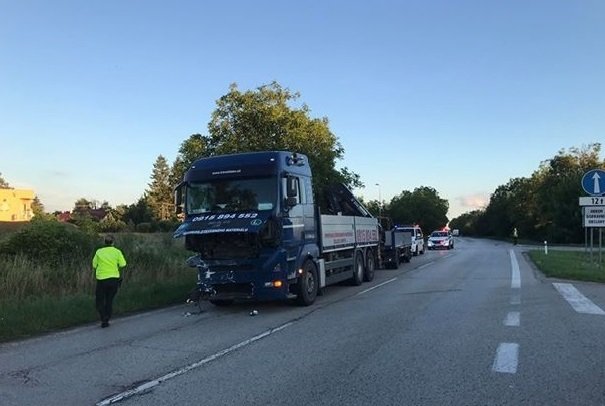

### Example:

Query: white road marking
xmin=417 ymin=261 xmax=434 ymax=270
xmin=553 ymin=283 xmax=605 ymax=315
xmin=510 ymin=292 xmax=521 ymax=305
xmin=358 ymin=277 xmax=398 ymax=295
xmin=504 ymin=311 xmax=520 ymax=327
xmin=509 ymin=250 xmax=520 ymax=289
xmin=492 ymin=343 xmax=519 ymax=374
xmin=96 ymin=322 xmax=293 ymax=405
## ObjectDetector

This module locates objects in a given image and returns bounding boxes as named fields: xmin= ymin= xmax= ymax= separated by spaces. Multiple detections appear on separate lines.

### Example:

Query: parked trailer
xmin=174 ymin=151 xmax=381 ymax=306
xmin=382 ymin=229 xmax=413 ymax=269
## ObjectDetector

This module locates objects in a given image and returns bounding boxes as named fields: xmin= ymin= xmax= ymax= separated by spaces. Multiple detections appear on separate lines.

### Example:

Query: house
xmin=0 ymin=189 xmax=34 ymax=222
xmin=55 ymin=211 xmax=72 ymax=222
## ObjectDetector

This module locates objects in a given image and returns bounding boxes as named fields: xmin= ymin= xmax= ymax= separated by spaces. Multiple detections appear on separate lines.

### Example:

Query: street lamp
xmin=375 ymin=183 xmax=382 ymax=219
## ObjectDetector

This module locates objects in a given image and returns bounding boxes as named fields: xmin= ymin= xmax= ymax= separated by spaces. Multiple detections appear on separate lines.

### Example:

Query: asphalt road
xmin=2 ymin=238 xmax=605 ymax=405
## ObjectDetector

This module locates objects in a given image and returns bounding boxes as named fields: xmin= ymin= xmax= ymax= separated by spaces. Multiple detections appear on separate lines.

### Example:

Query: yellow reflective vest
xmin=93 ymin=246 xmax=127 ymax=280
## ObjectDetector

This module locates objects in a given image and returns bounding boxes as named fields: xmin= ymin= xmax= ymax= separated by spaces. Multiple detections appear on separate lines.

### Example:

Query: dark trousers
xmin=96 ymin=278 xmax=120 ymax=322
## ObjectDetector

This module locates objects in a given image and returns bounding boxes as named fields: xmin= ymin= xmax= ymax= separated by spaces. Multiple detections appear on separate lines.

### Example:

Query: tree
xmin=31 ymin=196 xmax=45 ymax=216
xmin=69 ymin=198 xmax=97 ymax=232
xmin=449 ymin=210 xmax=483 ymax=236
xmin=73 ymin=198 xmax=93 ymax=216
xmin=530 ymin=144 xmax=603 ymax=243
xmin=479 ymin=177 xmax=534 ymax=238
xmin=123 ymin=196 xmax=154 ymax=225
xmin=202 ymin=82 xmax=362 ymax=205
xmin=170 ymin=134 xmax=210 ymax=188
xmin=362 ymin=199 xmax=382 ymax=218
xmin=0 ymin=172 xmax=10 ymax=189
xmin=387 ymin=187 xmax=449 ymax=233
xmin=461 ymin=143 xmax=604 ymax=243
xmin=147 ymin=155 xmax=173 ymax=221
xmin=98 ymin=212 xmax=127 ymax=232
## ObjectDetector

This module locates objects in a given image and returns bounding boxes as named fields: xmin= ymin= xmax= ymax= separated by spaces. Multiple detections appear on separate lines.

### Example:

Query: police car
xmin=427 ymin=230 xmax=454 ymax=250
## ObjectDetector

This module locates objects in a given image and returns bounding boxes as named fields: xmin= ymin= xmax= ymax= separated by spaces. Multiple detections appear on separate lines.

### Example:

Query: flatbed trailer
xmin=381 ymin=228 xmax=413 ymax=268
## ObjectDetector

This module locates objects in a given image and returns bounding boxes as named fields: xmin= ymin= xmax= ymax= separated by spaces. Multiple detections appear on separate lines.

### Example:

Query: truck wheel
xmin=210 ymin=299 xmax=234 ymax=306
xmin=364 ymin=252 xmax=375 ymax=282
xmin=296 ymin=260 xmax=318 ymax=306
xmin=351 ymin=251 xmax=364 ymax=286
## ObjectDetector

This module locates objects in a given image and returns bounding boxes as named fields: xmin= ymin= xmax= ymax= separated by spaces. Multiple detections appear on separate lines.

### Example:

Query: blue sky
xmin=1 ymin=0 xmax=604 ymax=218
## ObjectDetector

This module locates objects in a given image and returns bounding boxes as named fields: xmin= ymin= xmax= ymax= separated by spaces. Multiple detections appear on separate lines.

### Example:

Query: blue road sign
xmin=582 ymin=169 xmax=605 ymax=196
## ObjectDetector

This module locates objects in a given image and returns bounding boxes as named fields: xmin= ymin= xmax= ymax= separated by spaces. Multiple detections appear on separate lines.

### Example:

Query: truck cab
xmin=174 ymin=151 xmax=317 ymax=304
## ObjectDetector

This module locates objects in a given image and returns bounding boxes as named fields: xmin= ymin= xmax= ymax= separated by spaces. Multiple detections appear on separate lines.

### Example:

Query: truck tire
xmin=210 ymin=299 xmax=234 ymax=306
xmin=351 ymin=251 xmax=364 ymax=286
xmin=296 ymin=260 xmax=318 ymax=306
xmin=364 ymin=252 xmax=375 ymax=282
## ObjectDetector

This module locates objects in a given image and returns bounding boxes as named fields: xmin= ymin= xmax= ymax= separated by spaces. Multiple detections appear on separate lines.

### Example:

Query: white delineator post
xmin=544 ymin=240 xmax=548 ymax=255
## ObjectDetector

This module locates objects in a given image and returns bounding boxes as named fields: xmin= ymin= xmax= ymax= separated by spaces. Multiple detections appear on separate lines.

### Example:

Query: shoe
xmin=101 ymin=321 xmax=109 ymax=328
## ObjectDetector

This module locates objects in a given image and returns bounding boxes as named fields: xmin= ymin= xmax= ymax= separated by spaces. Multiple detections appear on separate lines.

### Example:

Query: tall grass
xmin=0 ymin=230 xmax=195 ymax=342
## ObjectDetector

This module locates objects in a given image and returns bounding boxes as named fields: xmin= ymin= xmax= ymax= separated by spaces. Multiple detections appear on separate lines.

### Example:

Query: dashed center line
xmin=504 ymin=311 xmax=520 ymax=327
xmin=509 ymin=250 xmax=520 ymax=289
xmin=553 ymin=283 xmax=605 ymax=315
xmin=491 ymin=250 xmax=522 ymax=375
xmin=492 ymin=343 xmax=519 ymax=374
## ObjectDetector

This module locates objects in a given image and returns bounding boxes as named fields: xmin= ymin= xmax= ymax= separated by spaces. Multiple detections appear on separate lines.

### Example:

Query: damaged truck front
xmin=174 ymin=151 xmax=380 ymax=306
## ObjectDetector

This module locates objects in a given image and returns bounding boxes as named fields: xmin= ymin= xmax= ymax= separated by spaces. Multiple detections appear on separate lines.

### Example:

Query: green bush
xmin=157 ymin=220 xmax=180 ymax=232
xmin=135 ymin=222 xmax=153 ymax=233
xmin=0 ymin=220 xmax=98 ymax=268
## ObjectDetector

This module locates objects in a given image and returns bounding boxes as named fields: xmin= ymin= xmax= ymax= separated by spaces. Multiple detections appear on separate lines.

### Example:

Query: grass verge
xmin=0 ymin=277 xmax=195 ymax=343
xmin=0 ymin=231 xmax=196 ymax=343
xmin=527 ymin=250 xmax=605 ymax=283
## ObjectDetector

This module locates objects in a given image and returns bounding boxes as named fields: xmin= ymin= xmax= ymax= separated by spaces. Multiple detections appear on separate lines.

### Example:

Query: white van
xmin=395 ymin=225 xmax=424 ymax=256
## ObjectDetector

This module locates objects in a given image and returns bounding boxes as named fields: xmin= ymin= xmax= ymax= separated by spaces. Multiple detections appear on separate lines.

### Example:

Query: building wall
xmin=0 ymin=189 xmax=34 ymax=222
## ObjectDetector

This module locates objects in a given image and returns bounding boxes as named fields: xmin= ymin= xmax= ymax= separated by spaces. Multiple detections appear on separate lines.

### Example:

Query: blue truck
xmin=173 ymin=151 xmax=383 ymax=306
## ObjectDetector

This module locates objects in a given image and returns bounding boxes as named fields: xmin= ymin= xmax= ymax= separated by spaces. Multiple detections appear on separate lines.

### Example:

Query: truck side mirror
xmin=286 ymin=176 xmax=298 ymax=198
xmin=284 ymin=175 xmax=299 ymax=208
xmin=174 ymin=182 xmax=185 ymax=215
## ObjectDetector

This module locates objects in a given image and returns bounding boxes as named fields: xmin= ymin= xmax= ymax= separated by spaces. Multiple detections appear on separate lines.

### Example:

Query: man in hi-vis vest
xmin=92 ymin=235 xmax=127 ymax=328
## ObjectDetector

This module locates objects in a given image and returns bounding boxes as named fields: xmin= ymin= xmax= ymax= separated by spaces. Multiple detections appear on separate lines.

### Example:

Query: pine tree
xmin=147 ymin=155 xmax=173 ymax=221
xmin=0 ymin=172 xmax=10 ymax=189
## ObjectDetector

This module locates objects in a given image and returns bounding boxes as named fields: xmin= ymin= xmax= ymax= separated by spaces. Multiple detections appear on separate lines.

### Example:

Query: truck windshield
xmin=186 ymin=177 xmax=276 ymax=214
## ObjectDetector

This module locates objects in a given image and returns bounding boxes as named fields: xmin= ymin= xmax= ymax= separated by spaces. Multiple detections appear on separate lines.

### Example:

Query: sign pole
xmin=599 ymin=227 xmax=603 ymax=269
xmin=591 ymin=227 xmax=594 ymax=264
xmin=585 ymin=223 xmax=588 ymax=256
